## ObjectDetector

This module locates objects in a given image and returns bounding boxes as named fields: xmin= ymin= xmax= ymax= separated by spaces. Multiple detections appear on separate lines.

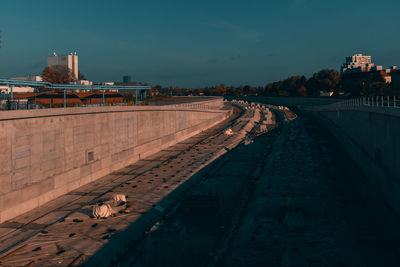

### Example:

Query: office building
xmin=341 ymin=54 xmax=375 ymax=74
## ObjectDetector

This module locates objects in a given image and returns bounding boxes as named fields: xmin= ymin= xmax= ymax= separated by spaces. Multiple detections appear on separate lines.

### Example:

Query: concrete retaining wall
xmin=249 ymin=96 xmax=400 ymax=214
xmin=306 ymin=107 xmax=400 ymax=214
xmin=0 ymin=98 xmax=230 ymax=222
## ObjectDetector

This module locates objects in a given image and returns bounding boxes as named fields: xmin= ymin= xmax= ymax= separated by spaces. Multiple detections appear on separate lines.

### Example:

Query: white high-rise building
xmin=341 ymin=54 xmax=375 ymax=74
xmin=47 ymin=52 xmax=78 ymax=80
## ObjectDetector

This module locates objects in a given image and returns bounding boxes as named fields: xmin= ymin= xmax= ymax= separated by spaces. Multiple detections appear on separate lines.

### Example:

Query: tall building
xmin=123 ymin=75 xmax=132 ymax=83
xmin=341 ymin=54 xmax=375 ymax=74
xmin=47 ymin=52 xmax=79 ymax=80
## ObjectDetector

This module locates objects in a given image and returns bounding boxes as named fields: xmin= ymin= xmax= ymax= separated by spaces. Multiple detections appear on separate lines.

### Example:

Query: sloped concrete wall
xmin=307 ymin=107 xmax=400 ymax=214
xmin=251 ymin=96 xmax=400 ymax=214
xmin=0 ymin=98 xmax=229 ymax=222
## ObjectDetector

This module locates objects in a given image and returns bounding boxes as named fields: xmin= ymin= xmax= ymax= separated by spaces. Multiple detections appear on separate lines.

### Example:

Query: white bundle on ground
xmin=224 ymin=128 xmax=233 ymax=135
xmin=92 ymin=194 xmax=127 ymax=218
xmin=113 ymin=194 xmax=127 ymax=202
xmin=264 ymin=109 xmax=274 ymax=124
xmin=92 ymin=204 xmax=113 ymax=218
xmin=260 ymin=124 xmax=267 ymax=133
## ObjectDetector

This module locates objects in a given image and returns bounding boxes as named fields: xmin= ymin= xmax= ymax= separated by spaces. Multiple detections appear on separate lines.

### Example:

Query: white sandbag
xmin=224 ymin=128 xmax=233 ymax=135
xmin=113 ymin=194 xmax=127 ymax=203
xmin=260 ymin=124 xmax=267 ymax=132
xmin=92 ymin=204 xmax=113 ymax=218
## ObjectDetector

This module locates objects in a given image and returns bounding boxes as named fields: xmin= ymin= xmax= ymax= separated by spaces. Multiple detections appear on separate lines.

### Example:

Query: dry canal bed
xmin=2 ymin=102 xmax=396 ymax=267
xmin=0 ymin=105 xmax=260 ymax=267
xmin=115 ymin=107 xmax=400 ymax=267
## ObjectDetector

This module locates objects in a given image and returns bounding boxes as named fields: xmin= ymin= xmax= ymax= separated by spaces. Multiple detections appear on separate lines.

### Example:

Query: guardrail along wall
xmin=0 ymin=98 xmax=229 ymax=222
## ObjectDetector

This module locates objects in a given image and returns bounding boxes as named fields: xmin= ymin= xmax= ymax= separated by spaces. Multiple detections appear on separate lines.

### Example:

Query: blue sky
xmin=0 ymin=0 xmax=399 ymax=87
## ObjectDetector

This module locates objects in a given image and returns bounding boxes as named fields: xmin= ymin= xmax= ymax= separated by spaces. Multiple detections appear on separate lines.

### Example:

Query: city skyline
xmin=1 ymin=0 xmax=400 ymax=87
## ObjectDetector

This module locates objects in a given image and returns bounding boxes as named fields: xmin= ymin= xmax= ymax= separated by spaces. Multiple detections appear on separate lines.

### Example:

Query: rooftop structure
xmin=11 ymin=75 xmax=43 ymax=82
xmin=379 ymin=70 xmax=392 ymax=83
xmin=47 ymin=52 xmax=79 ymax=80
xmin=385 ymin=66 xmax=397 ymax=74
xmin=0 ymin=85 xmax=35 ymax=94
xmin=0 ymin=76 xmax=43 ymax=94
xmin=373 ymin=65 xmax=383 ymax=71
xmin=341 ymin=54 xmax=375 ymax=74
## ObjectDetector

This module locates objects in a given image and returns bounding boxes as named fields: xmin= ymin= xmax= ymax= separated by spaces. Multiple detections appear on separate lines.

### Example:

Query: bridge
xmin=0 ymin=96 xmax=399 ymax=266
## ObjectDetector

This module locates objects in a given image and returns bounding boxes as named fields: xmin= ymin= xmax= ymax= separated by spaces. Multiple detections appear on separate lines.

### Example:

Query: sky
xmin=0 ymin=0 xmax=399 ymax=87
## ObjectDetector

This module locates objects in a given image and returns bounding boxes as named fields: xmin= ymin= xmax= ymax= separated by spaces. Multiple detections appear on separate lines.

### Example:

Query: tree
xmin=297 ymin=85 xmax=307 ymax=97
xmin=342 ymin=71 xmax=390 ymax=96
xmin=78 ymin=71 xmax=86 ymax=80
xmin=215 ymin=84 xmax=227 ymax=95
xmin=235 ymin=86 xmax=244 ymax=97
xmin=281 ymin=76 xmax=308 ymax=96
xmin=312 ymin=69 xmax=341 ymax=90
xmin=42 ymin=65 xmax=76 ymax=84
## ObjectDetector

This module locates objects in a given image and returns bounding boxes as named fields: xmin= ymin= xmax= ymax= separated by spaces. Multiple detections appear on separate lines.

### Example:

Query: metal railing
xmin=0 ymin=78 xmax=151 ymax=110
xmin=175 ymin=103 xmax=219 ymax=110
xmin=307 ymin=95 xmax=400 ymax=113
xmin=0 ymin=100 xmax=221 ymax=112
xmin=0 ymin=102 xmax=41 ymax=110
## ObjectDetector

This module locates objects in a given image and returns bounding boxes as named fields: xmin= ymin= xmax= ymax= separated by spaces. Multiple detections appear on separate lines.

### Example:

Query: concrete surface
xmin=303 ymin=106 xmax=400 ymax=215
xmin=0 ymin=97 xmax=229 ymax=223
xmin=220 ymin=112 xmax=400 ymax=267
xmin=115 ymin=106 xmax=400 ymax=267
xmin=2 ymin=97 xmax=399 ymax=266
xmin=246 ymin=97 xmax=400 ymax=221
xmin=0 ymin=103 xmax=260 ymax=266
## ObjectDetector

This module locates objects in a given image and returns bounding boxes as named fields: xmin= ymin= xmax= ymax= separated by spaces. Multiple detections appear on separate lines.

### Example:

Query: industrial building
xmin=47 ymin=52 xmax=79 ymax=80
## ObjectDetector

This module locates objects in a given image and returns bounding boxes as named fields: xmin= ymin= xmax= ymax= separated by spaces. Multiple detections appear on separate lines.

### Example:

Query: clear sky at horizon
xmin=0 ymin=0 xmax=399 ymax=87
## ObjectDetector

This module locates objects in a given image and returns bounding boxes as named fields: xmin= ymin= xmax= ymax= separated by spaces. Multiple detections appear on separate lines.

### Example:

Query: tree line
xmin=153 ymin=69 xmax=400 ymax=97
xmin=41 ymin=66 xmax=85 ymax=84
xmin=40 ymin=65 xmax=400 ymax=97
